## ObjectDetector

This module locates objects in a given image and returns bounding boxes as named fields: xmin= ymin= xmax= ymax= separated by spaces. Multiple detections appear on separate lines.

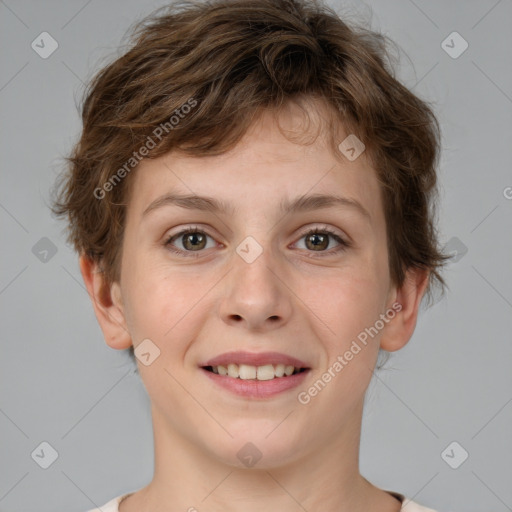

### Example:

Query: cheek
xmin=305 ymin=274 xmax=386 ymax=402
xmin=302 ymin=266 xmax=387 ymax=351
xmin=122 ymin=258 xmax=211 ymax=355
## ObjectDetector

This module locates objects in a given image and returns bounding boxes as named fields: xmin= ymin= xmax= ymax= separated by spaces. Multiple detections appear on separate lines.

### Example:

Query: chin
xmin=206 ymin=428 xmax=304 ymax=470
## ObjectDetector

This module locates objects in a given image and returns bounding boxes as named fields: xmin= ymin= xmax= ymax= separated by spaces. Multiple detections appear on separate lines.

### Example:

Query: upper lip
xmin=201 ymin=351 xmax=310 ymax=368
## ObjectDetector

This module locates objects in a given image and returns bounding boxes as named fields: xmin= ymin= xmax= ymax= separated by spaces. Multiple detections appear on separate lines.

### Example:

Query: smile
xmin=199 ymin=351 xmax=312 ymax=398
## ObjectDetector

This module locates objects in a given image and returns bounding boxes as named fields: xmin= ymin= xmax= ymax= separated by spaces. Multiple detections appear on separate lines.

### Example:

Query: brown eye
xmin=295 ymin=227 xmax=350 ymax=255
xmin=181 ymin=231 xmax=207 ymax=251
xmin=305 ymin=232 xmax=329 ymax=251
xmin=165 ymin=227 xmax=216 ymax=256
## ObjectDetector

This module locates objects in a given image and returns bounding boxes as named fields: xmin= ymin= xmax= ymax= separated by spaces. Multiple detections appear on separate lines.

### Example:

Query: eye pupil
xmin=183 ymin=232 xmax=206 ymax=250
xmin=306 ymin=233 xmax=328 ymax=251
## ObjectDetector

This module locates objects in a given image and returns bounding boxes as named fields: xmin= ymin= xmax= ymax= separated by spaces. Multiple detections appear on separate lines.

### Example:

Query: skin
xmin=81 ymin=98 xmax=428 ymax=512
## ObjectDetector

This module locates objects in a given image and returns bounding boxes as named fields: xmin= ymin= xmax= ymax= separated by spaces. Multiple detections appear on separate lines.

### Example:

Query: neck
xmin=121 ymin=401 xmax=401 ymax=512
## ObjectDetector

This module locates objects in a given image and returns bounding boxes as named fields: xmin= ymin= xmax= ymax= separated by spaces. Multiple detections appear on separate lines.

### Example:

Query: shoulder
xmin=83 ymin=493 xmax=128 ymax=512
xmin=401 ymin=498 xmax=439 ymax=511
xmin=84 ymin=491 xmax=439 ymax=512
xmin=386 ymin=490 xmax=438 ymax=512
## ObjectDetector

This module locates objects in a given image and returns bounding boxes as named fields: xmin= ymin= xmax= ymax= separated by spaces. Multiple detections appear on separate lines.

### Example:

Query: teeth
xmin=284 ymin=365 xmax=294 ymax=376
xmin=208 ymin=363 xmax=304 ymax=380
xmin=274 ymin=364 xmax=285 ymax=377
xmin=227 ymin=363 xmax=239 ymax=378
xmin=239 ymin=364 xmax=256 ymax=380
xmin=256 ymin=364 xmax=275 ymax=380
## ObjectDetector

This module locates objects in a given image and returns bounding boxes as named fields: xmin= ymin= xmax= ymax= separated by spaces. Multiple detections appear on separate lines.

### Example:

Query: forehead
xmin=127 ymin=101 xmax=384 ymax=227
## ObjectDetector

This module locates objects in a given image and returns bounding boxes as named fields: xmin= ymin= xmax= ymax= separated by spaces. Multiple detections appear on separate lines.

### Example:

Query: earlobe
xmin=379 ymin=268 xmax=430 ymax=352
xmin=79 ymin=255 xmax=133 ymax=350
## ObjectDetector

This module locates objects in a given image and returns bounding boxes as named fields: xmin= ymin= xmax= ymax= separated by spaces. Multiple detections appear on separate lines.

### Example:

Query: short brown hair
xmin=52 ymin=0 xmax=450 ymax=311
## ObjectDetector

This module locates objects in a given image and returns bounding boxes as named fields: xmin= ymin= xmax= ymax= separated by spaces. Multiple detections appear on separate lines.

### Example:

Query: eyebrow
xmin=142 ymin=192 xmax=371 ymax=221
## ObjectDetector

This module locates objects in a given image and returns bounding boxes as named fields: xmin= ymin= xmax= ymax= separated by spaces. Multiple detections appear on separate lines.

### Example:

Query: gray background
xmin=1 ymin=0 xmax=511 ymax=511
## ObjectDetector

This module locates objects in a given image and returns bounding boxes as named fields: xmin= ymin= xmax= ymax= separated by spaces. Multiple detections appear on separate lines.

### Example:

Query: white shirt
xmin=85 ymin=489 xmax=439 ymax=511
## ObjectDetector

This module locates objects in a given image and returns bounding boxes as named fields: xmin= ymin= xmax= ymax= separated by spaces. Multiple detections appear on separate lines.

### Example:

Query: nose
xmin=218 ymin=236 xmax=293 ymax=332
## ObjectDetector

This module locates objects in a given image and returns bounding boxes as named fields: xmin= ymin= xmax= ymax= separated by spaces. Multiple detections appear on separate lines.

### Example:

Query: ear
xmin=380 ymin=268 xmax=430 ymax=352
xmin=79 ymin=255 xmax=132 ymax=350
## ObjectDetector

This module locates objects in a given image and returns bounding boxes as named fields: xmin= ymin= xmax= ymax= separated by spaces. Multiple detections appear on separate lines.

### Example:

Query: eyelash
xmin=164 ymin=225 xmax=351 ymax=258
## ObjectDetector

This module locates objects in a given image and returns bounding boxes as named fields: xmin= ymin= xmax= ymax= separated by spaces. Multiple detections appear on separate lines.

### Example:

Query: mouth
xmin=199 ymin=351 xmax=311 ymax=398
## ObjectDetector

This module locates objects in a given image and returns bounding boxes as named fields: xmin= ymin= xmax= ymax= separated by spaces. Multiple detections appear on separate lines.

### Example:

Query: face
xmin=100 ymin=100 xmax=409 ymax=469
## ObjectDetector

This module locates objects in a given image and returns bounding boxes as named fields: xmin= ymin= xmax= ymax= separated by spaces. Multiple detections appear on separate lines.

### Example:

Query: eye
xmin=165 ymin=226 xmax=217 ymax=257
xmin=164 ymin=225 xmax=350 ymax=258
xmin=293 ymin=226 xmax=350 ymax=256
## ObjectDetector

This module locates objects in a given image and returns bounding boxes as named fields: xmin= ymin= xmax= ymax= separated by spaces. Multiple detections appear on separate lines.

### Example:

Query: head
xmin=53 ymin=0 xmax=450 ymax=469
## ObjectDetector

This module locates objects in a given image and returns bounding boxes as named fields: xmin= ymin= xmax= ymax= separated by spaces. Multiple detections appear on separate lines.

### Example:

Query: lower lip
xmin=200 ymin=368 xmax=310 ymax=398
